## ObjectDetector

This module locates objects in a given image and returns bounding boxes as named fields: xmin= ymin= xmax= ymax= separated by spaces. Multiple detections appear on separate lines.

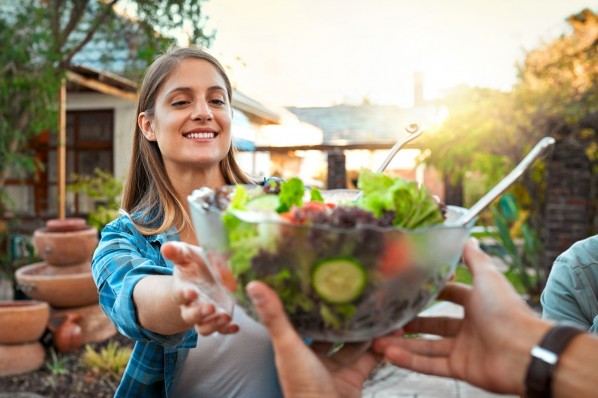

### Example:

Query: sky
xmin=202 ymin=0 xmax=596 ymax=108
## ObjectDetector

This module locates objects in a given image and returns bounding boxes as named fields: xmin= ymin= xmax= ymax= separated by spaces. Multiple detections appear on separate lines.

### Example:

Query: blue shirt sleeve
xmin=541 ymin=235 xmax=598 ymax=333
xmin=92 ymin=216 xmax=190 ymax=346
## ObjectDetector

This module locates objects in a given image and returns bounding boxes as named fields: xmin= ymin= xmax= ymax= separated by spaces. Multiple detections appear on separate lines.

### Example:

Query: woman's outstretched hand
xmin=162 ymin=241 xmax=239 ymax=336
xmin=247 ymin=280 xmax=381 ymax=398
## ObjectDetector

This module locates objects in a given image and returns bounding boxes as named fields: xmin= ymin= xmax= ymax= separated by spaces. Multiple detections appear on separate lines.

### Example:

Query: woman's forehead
xmin=160 ymin=58 xmax=226 ymax=94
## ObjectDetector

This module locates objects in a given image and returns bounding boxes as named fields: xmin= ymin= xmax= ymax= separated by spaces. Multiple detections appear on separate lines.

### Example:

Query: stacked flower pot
xmin=15 ymin=218 xmax=116 ymax=355
xmin=0 ymin=300 xmax=49 ymax=376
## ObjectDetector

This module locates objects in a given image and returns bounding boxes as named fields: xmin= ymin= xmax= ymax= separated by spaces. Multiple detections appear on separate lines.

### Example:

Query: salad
xmin=196 ymin=170 xmax=460 ymax=340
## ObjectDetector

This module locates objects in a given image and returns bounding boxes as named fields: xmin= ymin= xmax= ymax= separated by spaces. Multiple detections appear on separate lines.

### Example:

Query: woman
xmin=92 ymin=47 xmax=281 ymax=397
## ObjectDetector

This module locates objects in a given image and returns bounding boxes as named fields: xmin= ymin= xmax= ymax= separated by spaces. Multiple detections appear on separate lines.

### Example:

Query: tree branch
xmin=60 ymin=0 xmax=119 ymax=67
xmin=56 ymin=0 xmax=90 ymax=52
xmin=50 ymin=0 xmax=62 ymax=44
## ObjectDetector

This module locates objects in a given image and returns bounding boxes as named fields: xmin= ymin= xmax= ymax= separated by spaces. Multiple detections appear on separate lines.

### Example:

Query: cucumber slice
xmin=311 ymin=257 xmax=367 ymax=304
xmin=246 ymin=194 xmax=280 ymax=211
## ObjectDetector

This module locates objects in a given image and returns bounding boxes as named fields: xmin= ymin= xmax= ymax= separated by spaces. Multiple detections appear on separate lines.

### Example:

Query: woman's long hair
xmin=122 ymin=47 xmax=255 ymax=236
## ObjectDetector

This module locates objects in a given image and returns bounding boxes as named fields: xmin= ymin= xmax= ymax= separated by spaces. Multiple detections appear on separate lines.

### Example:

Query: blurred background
xmin=1 ymin=0 xmax=596 ymax=304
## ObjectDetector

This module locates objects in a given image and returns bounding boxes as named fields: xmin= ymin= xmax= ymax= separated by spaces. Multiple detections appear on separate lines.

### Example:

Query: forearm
xmin=507 ymin=318 xmax=598 ymax=398
xmin=133 ymin=274 xmax=190 ymax=335
xmin=553 ymin=333 xmax=598 ymax=398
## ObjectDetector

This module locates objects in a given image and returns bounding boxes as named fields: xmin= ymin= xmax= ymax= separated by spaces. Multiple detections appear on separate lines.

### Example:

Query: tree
xmin=421 ymin=8 xmax=598 ymax=216
xmin=419 ymin=86 xmax=516 ymax=207
xmin=0 ymin=0 xmax=214 ymax=209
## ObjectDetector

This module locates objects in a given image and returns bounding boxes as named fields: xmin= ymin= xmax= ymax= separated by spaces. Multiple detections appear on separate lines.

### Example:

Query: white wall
xmin=66 ymin=92 xmax=136 ymax=179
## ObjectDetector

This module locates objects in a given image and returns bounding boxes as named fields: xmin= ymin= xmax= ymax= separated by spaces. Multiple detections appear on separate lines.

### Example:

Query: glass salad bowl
xmin=188 ymin=182 xmax=476 ymax=343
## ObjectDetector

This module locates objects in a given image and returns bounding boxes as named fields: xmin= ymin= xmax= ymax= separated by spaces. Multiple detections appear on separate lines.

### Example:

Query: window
xmin=3 ymin=109 xmax=114 ymax=219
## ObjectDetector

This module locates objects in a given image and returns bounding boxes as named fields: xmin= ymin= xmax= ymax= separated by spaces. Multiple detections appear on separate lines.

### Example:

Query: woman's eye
xmin=210 ymin=99 xmax=226 ymax=106
xmin=172 ymin=100 xmax=189 ymax=107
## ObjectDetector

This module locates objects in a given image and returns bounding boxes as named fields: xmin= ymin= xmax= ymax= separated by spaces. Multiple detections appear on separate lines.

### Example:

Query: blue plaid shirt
xmin=92 ymin=215 xmax=196 ymax=397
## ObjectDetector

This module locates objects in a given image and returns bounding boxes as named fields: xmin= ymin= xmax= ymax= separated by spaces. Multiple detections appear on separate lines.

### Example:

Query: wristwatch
xmin=524 ymin=324 xmax=584 ymax=398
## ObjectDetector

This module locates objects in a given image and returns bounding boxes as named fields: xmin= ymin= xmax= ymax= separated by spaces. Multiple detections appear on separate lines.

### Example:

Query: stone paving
xmin=362 ymin=301 xmax=519 ymax=398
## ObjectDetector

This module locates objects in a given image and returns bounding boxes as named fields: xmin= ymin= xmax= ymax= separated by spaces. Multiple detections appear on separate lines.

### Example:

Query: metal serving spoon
xmin=455 ymin=136 xmax=556 ymax=226
xmin=353 ymin=123 xmax=423 ymax=201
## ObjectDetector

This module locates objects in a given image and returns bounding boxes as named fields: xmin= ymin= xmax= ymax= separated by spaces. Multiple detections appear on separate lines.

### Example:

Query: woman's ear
xmin=138 ymin=112 xmax=157 ymax=141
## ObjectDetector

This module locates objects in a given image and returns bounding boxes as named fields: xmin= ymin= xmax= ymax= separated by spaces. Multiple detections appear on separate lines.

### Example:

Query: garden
xmin=1 ymin=2 xmax=597 ymax=397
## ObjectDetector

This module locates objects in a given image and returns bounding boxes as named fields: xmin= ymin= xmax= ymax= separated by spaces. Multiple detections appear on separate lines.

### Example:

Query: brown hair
xmin=122 ymin=47 xmax=255 ymax=236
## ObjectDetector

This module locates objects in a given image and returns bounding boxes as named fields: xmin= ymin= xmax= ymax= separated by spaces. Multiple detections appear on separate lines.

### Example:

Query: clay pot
xmin=0 ymin=341 xmax=45 ymax=376
xmin=48 ymin=313 xmax=83 ymax=353
xmin=33 ymin=221 xmax=98 ymax=266
xmin=46 ymin=217 xmax=88 ymax=232
xmin=0 ymin=301 xmax=50 ymax=344
xmin=15 ymin=261 xmax=99 ymax=308
xmin=52 ymin=303 xmax=117 ymax=344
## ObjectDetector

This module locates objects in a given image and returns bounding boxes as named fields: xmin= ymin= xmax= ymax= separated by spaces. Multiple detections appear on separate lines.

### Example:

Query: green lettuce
xmin=356 ymin=169 xmax=444 ymax=229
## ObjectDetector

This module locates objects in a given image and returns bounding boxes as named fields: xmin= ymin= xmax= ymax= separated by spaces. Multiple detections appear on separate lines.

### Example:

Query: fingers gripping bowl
xmin=188 ymin=173 xmax=475 ymax=342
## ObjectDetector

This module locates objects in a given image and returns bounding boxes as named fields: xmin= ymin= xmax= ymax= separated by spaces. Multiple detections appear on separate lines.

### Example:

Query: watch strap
xmin=525 ymin=324 xmax=584 ymax=398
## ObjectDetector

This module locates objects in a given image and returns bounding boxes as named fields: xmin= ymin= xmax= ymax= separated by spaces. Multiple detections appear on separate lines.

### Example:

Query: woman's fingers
xmin=163 ymin=241 xmax=212 ymax=278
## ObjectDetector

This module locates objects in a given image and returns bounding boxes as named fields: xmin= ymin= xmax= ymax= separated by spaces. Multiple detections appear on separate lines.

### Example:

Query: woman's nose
xmin=191 ymin=102 xmax=213 ymax=121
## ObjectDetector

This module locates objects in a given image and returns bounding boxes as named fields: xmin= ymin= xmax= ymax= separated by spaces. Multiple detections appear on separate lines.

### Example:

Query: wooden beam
xmin=252 ymin=141 xmax=420 ymax=153
xmin=66 ymin=70 xmax=137 ymax=101
xmin=58 ymin=78 xmax=67 ymax=219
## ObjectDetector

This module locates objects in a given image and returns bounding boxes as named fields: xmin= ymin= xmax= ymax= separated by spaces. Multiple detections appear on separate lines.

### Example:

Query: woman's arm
xmin=92 ymin=220 xmax=236 ymax=339
xmin=135 ymin=242 xmax=238 ymax=336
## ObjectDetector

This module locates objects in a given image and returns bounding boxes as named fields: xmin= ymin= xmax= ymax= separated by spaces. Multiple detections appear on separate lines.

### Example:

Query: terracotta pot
xmin=48 ymin=313 xmax=83 ymax=353
xmin=52 ymin=303 xmax=117 ymax=344
xmin=46 ymin=217 xmax=88 ymax=232
xmin=33 ymin=224 xmax=98 ymax=266
xmin=0 ymin=341 xmax=45 ymax=376
xmin=15 ymin=261 xmax=99 ymax=308
xmin=0 ymin=300 xmax=50 ymax=344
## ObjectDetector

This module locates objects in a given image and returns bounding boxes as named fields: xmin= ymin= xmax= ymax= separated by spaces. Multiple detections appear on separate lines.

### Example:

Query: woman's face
xmin=139 ymin=58 xmax=232 ymax=174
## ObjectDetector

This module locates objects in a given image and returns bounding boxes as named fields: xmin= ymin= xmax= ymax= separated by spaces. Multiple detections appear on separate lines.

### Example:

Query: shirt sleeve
xmin=541 ymin=256 xmax=594 ymax=330
xmin=91 ymin=218 xmax=189 ymax=346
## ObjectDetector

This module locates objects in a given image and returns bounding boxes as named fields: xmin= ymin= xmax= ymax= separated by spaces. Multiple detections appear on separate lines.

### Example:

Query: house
xmin=4 ymin=64 xmax=322 ymax=228
xmin=284 ymin=103 xmax=447 ymax=196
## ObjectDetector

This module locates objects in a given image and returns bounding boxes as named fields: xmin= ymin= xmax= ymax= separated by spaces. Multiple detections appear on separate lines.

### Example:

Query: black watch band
xmin=524 ymin=324 xmax=584 ymax=398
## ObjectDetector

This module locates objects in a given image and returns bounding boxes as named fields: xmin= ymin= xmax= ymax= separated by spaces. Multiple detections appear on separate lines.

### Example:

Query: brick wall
xmin=542 ymin=138 xmax=594 ymax=272
xmin=327 ymin=150 xmax=347 ymax=189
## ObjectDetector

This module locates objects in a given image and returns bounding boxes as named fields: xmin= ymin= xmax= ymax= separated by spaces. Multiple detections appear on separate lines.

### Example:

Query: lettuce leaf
xmin=356 ymin=169 xmax=444 ymax=229
xmin=276 ymin=177 xmax=305 ymax=213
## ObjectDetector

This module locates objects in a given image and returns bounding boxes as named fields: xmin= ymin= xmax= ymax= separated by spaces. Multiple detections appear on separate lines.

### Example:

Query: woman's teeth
xmin=185 ymin=132 xmax=215 ymax=139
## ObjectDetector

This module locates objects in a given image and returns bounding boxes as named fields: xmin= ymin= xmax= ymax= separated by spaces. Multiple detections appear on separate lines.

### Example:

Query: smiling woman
xmin=90 ymin=47 xmax=283 ymax=398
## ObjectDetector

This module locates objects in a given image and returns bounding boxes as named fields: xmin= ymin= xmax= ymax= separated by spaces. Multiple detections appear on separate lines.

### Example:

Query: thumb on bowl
xmin=246 ymin=281 xmax=299 ymax=344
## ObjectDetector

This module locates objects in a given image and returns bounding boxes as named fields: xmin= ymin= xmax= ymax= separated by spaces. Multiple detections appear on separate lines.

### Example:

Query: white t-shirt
xmin=170 ymin=306 xmax=282 ymax=397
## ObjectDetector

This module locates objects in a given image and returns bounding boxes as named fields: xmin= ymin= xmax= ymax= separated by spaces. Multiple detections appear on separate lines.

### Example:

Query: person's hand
xmin=246 ymin=281 xmax=380 ymax=398
xmin=372 ymin=238 xmax=550 ymax=395
xmin=162 ymin=241 xmax=239 ymax=336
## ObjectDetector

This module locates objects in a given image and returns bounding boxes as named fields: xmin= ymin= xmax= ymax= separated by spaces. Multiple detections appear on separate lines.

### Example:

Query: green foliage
xmin=421 ymin=8 xmax=598 ymax=225
xmin=68 ymin=168 xmax=123 ymax=230
xmin=0 ymin=0 xmax=213 ymax=211
xmin=452 ymin=264 xmax=473 ymax=285
xmin=489 ymin=194 xmax=544 ymax=305
xmin=81 ymin=341 xmax=132 ymax=380
xmin=0 ymin=219 xmax=38 ymax=283
xmin=46 ymin=348 xmax=69 ymax=376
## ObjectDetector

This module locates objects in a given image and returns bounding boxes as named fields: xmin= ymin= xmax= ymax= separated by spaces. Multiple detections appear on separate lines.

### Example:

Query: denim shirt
xmin=541 ymin=234 xmax=598 ymax=333
xmin=92 ymin=215 xmax=196 ymax=397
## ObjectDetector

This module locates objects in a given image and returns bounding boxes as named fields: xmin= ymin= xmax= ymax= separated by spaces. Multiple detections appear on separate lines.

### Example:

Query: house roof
xmin=286 ymin=104 xmax=439 ymax=145
xmin=66 ymin=64 xmax=282 ymax=124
